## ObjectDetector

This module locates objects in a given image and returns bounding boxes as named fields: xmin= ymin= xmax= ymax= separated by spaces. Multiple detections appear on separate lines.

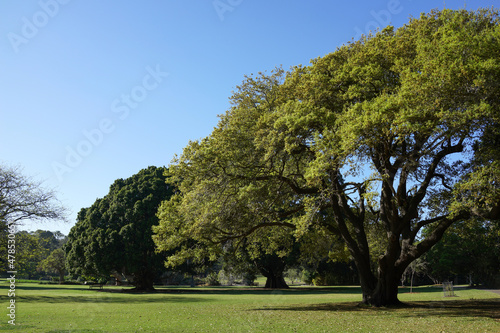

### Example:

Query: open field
xmin=0 ymin=281 xmax=499 ymax=332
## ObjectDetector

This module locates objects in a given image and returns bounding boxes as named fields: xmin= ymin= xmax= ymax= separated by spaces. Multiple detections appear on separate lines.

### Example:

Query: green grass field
xmin=0 ymin=280 xmax=499 ymax=332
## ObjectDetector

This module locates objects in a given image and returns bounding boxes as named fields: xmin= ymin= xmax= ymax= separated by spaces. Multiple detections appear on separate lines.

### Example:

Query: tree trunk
xmin=369 ymin=269 xmax=402 ymax=306
xmin=254 ymin=254 xmax=289 ymax=289
xmin=130 ymin=271 xmax=156 ymax=291
xmin=264 ymin=273 xmax=289 ymax=289
xmin=353 ymin=251 xmax=404 ymax=306
xmin=132 ymin=280 xmax=155 ymax=291
xmin=410 ymin=270 xmax=415 ymax=293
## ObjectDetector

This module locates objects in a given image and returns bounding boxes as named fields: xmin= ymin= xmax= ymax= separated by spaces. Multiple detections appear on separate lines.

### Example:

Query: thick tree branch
xmin=414 ymin=213 xmax=468 ymax=260
xmin=407 ymin=138 xmax=464 ymax=219
xmin=212 ymin=221 xmax=296 ymax=244
xmin=410 ymin=214 xmax=450 ymax=243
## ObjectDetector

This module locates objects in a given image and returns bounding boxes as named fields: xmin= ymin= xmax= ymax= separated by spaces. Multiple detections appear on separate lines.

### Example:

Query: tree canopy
xmin=3 ymin=229 xmax=66 ymax=280
xmin=154 ymin=8 xmax=500 ymax=306
xmin=65 ymin=166 xmax=174 ymax=290
xmin=38 ymin=248 xmax=66 ymax=283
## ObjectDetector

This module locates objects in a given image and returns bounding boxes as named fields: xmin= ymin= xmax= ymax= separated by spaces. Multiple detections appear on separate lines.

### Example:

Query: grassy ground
xmin=0 ymin=281 xmax=499 ymax=332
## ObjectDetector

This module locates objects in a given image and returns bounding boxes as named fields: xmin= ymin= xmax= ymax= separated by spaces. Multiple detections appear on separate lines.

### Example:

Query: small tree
xmin=38 ymin=248 xmax=66 ymax=283
xmin=402 ymin=257 xmax=427 ymax=293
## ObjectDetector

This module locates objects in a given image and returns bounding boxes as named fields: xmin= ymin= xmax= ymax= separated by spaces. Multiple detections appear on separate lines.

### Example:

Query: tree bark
xmin=352 ymin=253 xmax=404 ymax=306
xmin=345 ymin=225 xmax=407 ymax=306
xmin=368 ymin=268 xmax=403 ymax=306
xmin=130 ymin=271 xmax=156 ymax=291
xmin=254 ymin=254 xmax=289 ymax=289
xmin=263 ymin=273 xmax=289 ymax=289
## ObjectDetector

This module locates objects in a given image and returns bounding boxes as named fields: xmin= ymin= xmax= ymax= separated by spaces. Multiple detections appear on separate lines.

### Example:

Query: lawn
xmin=0 ymin=281 xmax=499 ymax=332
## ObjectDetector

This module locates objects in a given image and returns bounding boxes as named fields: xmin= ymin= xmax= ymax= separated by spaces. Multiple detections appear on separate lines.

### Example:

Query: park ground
xmin=0 ymin=280 xmax=499 ymax=332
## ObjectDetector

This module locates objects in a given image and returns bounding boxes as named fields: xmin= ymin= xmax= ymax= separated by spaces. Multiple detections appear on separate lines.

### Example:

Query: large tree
xmin=65 ymin=166 xmax=174 ymax=291
xmin=154 ymin=8 xmax=500 ymax=306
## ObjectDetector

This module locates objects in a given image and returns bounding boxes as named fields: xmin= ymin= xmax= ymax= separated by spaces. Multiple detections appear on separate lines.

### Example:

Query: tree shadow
xmin=14 ymin=285 xmax=90 ymax=292
xmin=4 ymin=294 xmax=208 ymax=304
xmin=7 ymin=326 xmax=105 ymax=333
xmin=147 ymin=286 xmax=365 ymax=296
xmin=47 ymin=329 xmax=104 ymax=333
xmin=401 ymin=299 xmax=500 ymax=320
xmin=398 ymin=285 xmax=467 ymax=294
xmin=253 ymin=298 xmax=500 ymax=320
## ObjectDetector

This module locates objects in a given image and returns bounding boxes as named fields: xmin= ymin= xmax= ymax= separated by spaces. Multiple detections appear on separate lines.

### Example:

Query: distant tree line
xmin=0 ymin=229 xmax=67 ymax=281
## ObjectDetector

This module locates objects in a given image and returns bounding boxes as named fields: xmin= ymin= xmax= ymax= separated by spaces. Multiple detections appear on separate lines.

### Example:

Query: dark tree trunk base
xmin=264 ymin=275 xmax=289 ymax=289
xmin=129 ymin=272 xmax=157 ymax=292
xmin=254 ymin=254 xmax=290 ymax=289
xmin=361 ymin=269 xmax=403 ymax=307
xmin=130 ymin=286 xmax=156 ymax=292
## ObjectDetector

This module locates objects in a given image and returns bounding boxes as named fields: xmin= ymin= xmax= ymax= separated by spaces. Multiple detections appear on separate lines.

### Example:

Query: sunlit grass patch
xmin=0 ymin=281 xmax=498 ymax=332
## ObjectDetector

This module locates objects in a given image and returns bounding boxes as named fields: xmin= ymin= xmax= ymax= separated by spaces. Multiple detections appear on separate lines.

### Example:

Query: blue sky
xmin=1 ymin=0 xmax=498 ymax=235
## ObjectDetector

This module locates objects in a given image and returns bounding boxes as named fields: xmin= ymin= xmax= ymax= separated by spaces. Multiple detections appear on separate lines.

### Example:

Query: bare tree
xmin=0 ymin=164 xmax=67 ymax=226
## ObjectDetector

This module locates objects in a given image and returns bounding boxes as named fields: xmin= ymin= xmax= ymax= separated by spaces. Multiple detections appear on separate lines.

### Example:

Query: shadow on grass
xmin=145 ymin=286 xmax=365 ymax=296
xmin=3 ymin=285 xmax=452 ymax=299
xmin=0 ymin=286 xmax=364 ymax=305
xmin=404 ymin=299 xmax=500 ymax=319
xmin=14 ymin=286 xmax=91 ymax=292
xmin=253 ymin=299 xmax=500 ymax=320
xmin=122 ymin=285 xmax=455 ymax=295
xmin=5 ymin=295 xmax=208 ymax=304
xmin=3 ymin=284 xmax=365 ymax=295
xmin=0 ymin=327 xmax=105 ymax=333
xmin=47 ymin=329 xmax=104 ymax=333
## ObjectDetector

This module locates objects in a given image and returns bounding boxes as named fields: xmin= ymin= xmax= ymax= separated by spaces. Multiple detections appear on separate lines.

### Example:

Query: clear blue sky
xmin=1 ymin=0 xmax=497 ymax=235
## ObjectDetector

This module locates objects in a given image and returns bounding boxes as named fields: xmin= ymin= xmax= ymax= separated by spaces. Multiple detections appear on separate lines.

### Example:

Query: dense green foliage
xmin=1 ymin=230 xmax=66 ymax=280
xmin=38 ymin=248 xmax=67 ymax=283
xmin=154 ymin=8 xmax=500 ymax=306
xmin=65 ymin=166 xmax=174 ymax=290
xmin=14 ymin=231 xmax=47 ymax=279
xmin=424 ymin=219 xmax=500 ymax=287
